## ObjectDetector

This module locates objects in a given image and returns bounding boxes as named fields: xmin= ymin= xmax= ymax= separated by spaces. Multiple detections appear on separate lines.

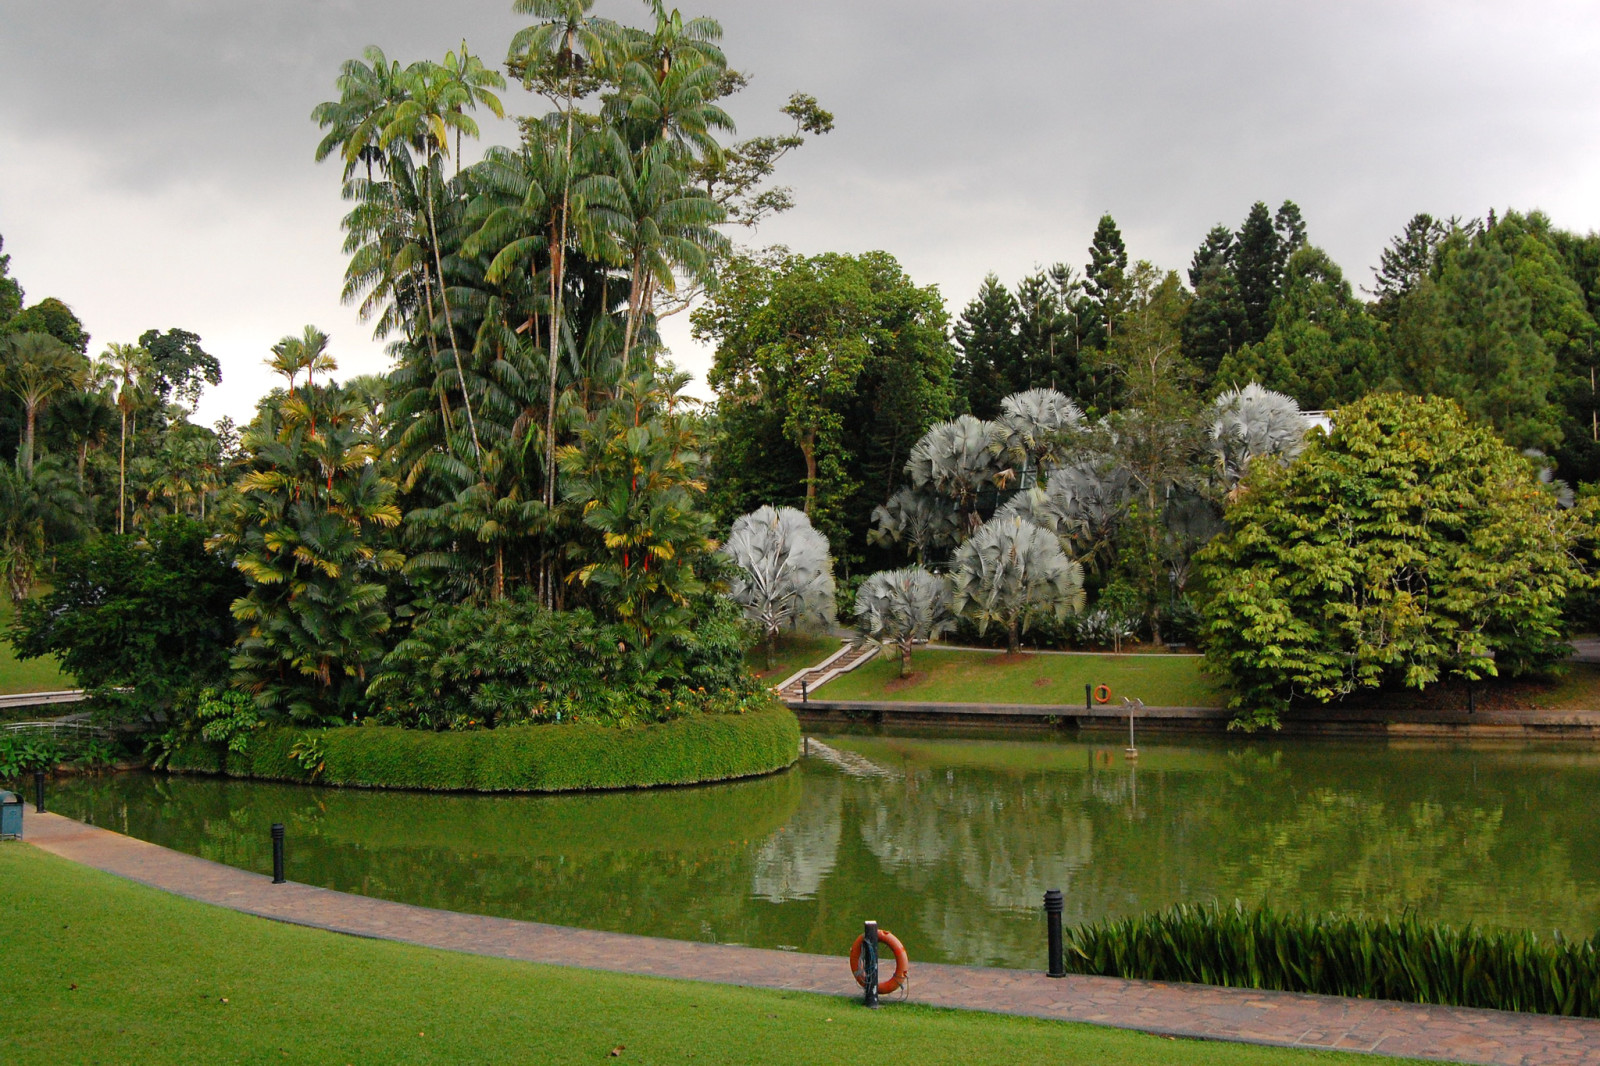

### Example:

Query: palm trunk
xmin=1007 ymin=618 xmax=1019 ymax=656
xmin=20 ymin=402 xmax=36 ymax=478
xmin=76 ymin=441 xmax=87 ymax=490
xmin=118 ymin=408 xmax=128 ymax=535
xmin=900 ymin=640 xmax=912 ymax=679
xmin=619 ymin=257 xmax=644 ymax=386
xmin=424 ymin=189 xmax=483 ymax=467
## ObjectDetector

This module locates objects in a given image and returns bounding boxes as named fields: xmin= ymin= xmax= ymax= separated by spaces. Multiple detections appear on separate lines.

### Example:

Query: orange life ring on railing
xmin=1094 ymin=684 xmax=1112 ymax=704
xmin=849 ymin=930 xmax=910 ymax=995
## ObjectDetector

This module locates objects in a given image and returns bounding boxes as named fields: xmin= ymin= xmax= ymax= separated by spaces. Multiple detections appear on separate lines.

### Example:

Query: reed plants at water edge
xmin=1063 ymin=901 xmax=1600 ymax=1018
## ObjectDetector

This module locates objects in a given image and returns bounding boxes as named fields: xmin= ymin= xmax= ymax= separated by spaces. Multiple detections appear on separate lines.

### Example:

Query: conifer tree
xmin=952 ymin=274 xmax=1020 ymax=416
xmin=1233 ymin=201 xmax=1281 ymax=345
xmin=1372 ymin=213 xmax=1448 ymax=322
xmin=1083 ymin=213 xmax=1128 ymax=349
xmin=1183 ymin=225 xmax=1246 ymax=377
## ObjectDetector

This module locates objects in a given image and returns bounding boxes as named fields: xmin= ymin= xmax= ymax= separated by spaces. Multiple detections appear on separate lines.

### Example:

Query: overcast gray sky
xmin=2 ymin=0 xmax=1598 ymax=423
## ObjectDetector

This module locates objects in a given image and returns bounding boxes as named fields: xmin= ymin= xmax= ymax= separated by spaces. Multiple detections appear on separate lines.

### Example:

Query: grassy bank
xmin=0 ymin=844 xmax=1403 ymax=1066
xmin=0 ymin=595 xmax=74 ymax=696
xmin=170 ymin=702 xmax=800 ymax=792
xmin=822 ymin=648 xmax=1222 ymax=707
xmin=746 ymin=632 xmax=841 ymax=683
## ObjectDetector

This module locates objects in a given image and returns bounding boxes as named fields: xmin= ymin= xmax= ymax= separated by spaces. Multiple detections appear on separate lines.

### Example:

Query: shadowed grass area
xmin=821 ymin=648 xmax=1223 ymax=707
xmin=0 ymin=594 xmax=74 ymax=697
xmin=0 ymin=843 xmax=1406 ymax=1066
xmin=746 ymin=631 xmax=842 ymax=682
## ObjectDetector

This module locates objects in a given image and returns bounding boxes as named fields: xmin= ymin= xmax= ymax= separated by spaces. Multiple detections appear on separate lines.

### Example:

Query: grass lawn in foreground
xmin=746 ymin=631 xmax=842 ymax=683
xmin=0 ymin=844 xmax=1398 ymax=1066
xmin=0 ymin=594 xmax=74 ymax=696
xmin=821 ymin=647 xmax=1223 ymax=707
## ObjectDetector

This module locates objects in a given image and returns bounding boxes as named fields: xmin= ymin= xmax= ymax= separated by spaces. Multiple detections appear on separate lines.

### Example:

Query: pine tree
xmin=1233 ymin=202 xmax=1281 ymax=345
xmin=952 ymin=274 xmax=1020 ymax=417
xmin=1014 ymin=270 xmax=1074 ymax=391
xmin=1182 ymin=225 xmax=1245 ymax=378
xmin=1372 ymin=213 xmax=1448 ymax=323
xmin=1083 ymin=213 xmax=1128 ymax=350
xmin=1273 ymin=200 xmax=1307 ymax=262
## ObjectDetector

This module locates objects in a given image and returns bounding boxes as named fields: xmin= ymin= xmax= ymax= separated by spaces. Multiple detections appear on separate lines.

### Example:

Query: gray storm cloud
xmin=2 ymin=0 xmax=1596 ymax=421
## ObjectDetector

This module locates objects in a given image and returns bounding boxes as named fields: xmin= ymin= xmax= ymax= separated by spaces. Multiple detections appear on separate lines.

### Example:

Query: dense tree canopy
xmin=1198 ymin=393 xmax=1592 ymax=729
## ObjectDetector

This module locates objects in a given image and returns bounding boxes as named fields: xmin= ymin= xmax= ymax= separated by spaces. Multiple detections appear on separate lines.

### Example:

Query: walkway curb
xmin=22 ymin=812 xmax=1600 ymax=1064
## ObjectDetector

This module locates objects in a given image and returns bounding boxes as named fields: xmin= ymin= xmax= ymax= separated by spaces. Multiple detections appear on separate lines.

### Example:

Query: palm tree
xmin=1209 ymin=382 xmax=1306 ymax=495
xmin=906 ymin=415 xmax=1013 ymax=537
xmin=441 ymin=40 xmax=507 ymax=172
xmin=266 ymin=326 xmax=335 ymax=394
xmin=0 ymin=458 xmax=85 ymax=602
xmin=510 ymin=0 xmax=617 ymax=508
xmin=721 ymin=505 xmax=836 ymax=669
xmin=991 ymin=387 xmax=1082 ymax=486
xmin=2 ymin=331 xmax=86 ymax=478
xmin=947 ymin=514 xmax=1084 ymax=655
xmin=50 ymin=386 xmax=117 ymax=489
xmin=995 ymin=458 xmax=1131 ymax=579
xmin=853 ymin=567 xmax=952 ymax=678
xmin=94 ymin=341 xmax=152 ymax=534
xmin=867 ymin=487 xmax=959 ymax=567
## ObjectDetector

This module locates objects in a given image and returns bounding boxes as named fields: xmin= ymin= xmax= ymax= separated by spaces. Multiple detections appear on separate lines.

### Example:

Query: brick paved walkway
xmin=23 ymin=812 xmax=1600 ymax=1064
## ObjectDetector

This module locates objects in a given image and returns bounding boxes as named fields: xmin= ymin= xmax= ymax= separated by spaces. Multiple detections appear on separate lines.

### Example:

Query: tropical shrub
xmin=366 ymin=592 xmax=755 ymax=730
xmin=213 ymin=368 xmax=405 ymax=724
xmin=721 ymin=505 xmax=836 ymax=668
xmin=0 ymin=732 xmax=62 ymax=782
xmin=1198 ymin=392 xmax=1595 ymax=728
xmin=853 ymin=567 xmax=953 ymax=677
xmin=948 ymin=514 xmax=1085 ymax=653
xmin=9 ymin=515 xmax=243 ymax=725
xmin=1065 ymin=901 xmax=1600 ymax=1019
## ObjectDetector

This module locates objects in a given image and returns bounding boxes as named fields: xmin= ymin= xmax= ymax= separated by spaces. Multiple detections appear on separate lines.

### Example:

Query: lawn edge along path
xmin=22 ymin=812 xmax=1600 ymax=1065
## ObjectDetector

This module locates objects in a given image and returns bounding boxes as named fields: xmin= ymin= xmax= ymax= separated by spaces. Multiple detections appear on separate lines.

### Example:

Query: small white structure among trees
xmin=722 ymin=505 xmax=837 ymax=667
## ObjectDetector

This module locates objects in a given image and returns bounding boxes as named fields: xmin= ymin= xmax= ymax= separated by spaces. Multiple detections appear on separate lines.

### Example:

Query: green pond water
xmin=49 ymin=729 xmax=1600 ymax=970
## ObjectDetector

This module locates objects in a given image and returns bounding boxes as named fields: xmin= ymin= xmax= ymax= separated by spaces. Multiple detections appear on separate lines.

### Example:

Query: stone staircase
xmin=775 ymin=641 xmax=878 ymax=701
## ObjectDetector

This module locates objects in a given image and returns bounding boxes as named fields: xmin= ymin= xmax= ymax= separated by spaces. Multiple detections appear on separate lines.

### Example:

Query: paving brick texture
xmin=22 ymin=811 xmax=1600 ymax=1065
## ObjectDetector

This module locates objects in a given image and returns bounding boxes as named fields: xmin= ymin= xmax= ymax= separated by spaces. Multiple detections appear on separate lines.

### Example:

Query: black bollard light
xmin=862 ymin=920 xmax=880 ymax=1008
xmin=33 ymin=769 xmax=45 ymax=813
xmin=271 ymin=823 xmax=286 ymax=884
xmin=801 ymin=678 xmax=809 ymax=703
xmin=1045 ymin=889 xmax=1066 ymax=978
xmin=1084 ymin=683 xmax=1091 ymax=712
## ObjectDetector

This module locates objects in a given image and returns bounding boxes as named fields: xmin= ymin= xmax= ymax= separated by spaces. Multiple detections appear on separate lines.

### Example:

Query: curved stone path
xmin=23 ymin=812 xmax=1600 ymax=1065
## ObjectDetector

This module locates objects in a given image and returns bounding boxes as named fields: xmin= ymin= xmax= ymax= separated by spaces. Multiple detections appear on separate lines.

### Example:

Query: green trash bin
xmin=0 ymin=790 xmax=20 ymax=840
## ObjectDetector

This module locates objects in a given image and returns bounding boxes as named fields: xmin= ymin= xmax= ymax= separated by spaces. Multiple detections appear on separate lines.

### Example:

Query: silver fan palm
xmin=722 ymin=505 xmax=837 ymax=668
xmin=991 ymin=388 xmax=1083 ymax=487
xmin=906 ymin=414 xmax=1013 ymax=536
xmin=1209 ymin=383 xmax=1306 ymax=493
xmin=947 ymin=514 xmax=1085 ymax=654
xmin=867 ymin=487 xmax=959 ymax=566
xmin=997 ymin=458 xmax=1132 ymax=578
xmin=853 ymin=567 xmax=953 ymax=678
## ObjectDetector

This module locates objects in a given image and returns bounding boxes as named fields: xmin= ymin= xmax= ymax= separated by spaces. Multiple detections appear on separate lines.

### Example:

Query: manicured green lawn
xmin=821 ymin=648 xmax=1223 ymax=707
xmin=747 ymin=631 xmax=842 ymax=682
xmin=0 ymin=595 xmax=74 ymax=695
xmin=1 ymin=844 xmax=1396 ymax=1066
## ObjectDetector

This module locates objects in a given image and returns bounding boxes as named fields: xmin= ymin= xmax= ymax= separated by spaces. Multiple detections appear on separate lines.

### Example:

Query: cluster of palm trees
xmin=310 ymin=0 xmax=736 ymax=606
xmin=0 ymin=328 xmax=232 ymax=600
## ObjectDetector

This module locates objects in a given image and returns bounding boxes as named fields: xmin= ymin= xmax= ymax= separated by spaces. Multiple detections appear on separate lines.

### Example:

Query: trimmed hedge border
xmin=168 ymin=703 xmax=800 ymax=792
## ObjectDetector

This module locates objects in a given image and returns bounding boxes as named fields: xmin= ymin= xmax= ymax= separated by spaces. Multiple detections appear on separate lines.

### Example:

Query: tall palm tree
xmin=510 ymin=0 xmax=617 ymax=509
xmin=94 ymin=341 xmax=152 ymax=534
xmin=441 ymin=40 xmax=507 ymax=172
xmin=2 ymin=331 xmax=87 ymax=478
xmin=50 ymin=386 xmax=117 ymax=489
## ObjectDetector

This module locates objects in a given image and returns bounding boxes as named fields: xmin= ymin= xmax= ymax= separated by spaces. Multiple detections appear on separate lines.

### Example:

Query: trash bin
xmin=0 ymin=790 xmax=21 ymax=840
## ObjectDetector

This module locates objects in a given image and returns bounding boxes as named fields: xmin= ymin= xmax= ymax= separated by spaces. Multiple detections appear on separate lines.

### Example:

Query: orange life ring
xmin=849 ymin=930 xmax=910 ymax=995
xmin=1094 ymin=684 xmax=1112 ymax=704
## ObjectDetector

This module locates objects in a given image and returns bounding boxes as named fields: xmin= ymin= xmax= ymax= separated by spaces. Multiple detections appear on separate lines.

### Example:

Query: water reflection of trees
xmin=49 ymin=740 xmax=1600 ymax=970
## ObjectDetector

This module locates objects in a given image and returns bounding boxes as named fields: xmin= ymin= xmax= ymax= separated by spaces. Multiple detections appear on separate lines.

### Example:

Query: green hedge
xmin=1065 ymin=901 xmax=1600 ymax=1018
xmin=168 ymin=703 xmax=799 ymax=793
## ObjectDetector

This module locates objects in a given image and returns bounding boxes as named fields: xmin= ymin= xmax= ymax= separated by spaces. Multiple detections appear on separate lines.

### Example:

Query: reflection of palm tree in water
xmin=751 ymin=775 xmax=843 ymax=903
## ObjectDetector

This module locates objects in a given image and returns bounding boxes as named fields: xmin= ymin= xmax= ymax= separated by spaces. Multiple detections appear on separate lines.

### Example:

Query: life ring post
xmin=862 ymin=921 xmax=880 ymax=1008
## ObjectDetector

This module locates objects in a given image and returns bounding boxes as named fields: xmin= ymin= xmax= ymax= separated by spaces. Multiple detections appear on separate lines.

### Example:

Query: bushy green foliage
xmin=1065 ymin=901 xmax=1600 ymax=1018
xmin=9 ymin=516 xmax=243 ymax=724
xmin=0 ymin=731 xmax=62 ymax=782
xmin=1198 ymin=392 xmax=1593 ymax=728
xmin=366 ymin=591 xmax=755 ymax=730
xmin=168 ymin=701 xmax=799 ymax=792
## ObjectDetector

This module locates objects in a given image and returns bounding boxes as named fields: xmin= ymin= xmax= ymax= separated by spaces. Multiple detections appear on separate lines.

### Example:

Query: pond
xmin=50 ymin=728 xmax=1600 ymax=970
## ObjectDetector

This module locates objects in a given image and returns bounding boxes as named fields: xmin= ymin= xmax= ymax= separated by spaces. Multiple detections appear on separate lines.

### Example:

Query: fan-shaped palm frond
xmin=721 ymin=505 xmax=835 ymax=668
xmin=991 ymin=387 xmax=1082 ymax=485
xmin=853 ymin=567 xmax=952 ymax=678
xmin=947 ymin=514 xmax=1084 ymax=654
xmin=1209 ymin=382 xmax=1305 ymax=494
